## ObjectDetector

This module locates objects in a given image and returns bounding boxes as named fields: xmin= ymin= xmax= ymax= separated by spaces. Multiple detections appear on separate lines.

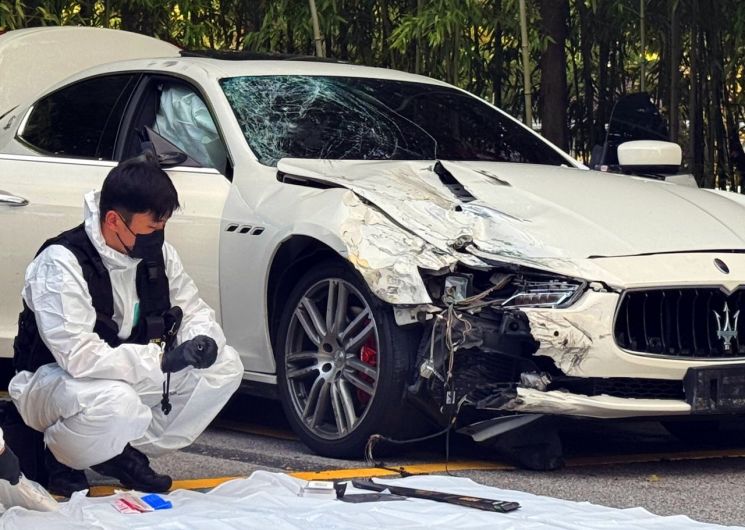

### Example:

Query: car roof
xmin=48 ymin=55 xmax=453 ymax=92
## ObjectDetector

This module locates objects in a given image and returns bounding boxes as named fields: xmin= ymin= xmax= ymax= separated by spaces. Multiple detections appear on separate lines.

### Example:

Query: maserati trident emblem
xmin=713 ymin=302 xmax=740 ymax=351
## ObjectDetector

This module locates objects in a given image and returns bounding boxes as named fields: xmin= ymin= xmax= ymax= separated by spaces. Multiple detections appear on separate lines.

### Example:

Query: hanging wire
xmin=364 ymin=298 xmax=474 ymax=476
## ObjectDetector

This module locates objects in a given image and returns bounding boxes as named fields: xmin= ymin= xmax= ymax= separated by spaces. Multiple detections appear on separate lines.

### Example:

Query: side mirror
xmin=157 ymin=151 xmax=188 ymax=167
xmin=617 ymin=140 xmax=681 ymax=176
xmin=142 ymin=125 xmax=201 ymax=168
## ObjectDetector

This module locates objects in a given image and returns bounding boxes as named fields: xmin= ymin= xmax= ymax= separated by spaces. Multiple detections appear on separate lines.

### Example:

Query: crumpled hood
xmin=277 ymin=159 xmax=745 ymax=262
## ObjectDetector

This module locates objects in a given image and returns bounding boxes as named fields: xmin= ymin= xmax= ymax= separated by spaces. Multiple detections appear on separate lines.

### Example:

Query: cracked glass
xmin=220 ymin=75 xmax=569 ymax=167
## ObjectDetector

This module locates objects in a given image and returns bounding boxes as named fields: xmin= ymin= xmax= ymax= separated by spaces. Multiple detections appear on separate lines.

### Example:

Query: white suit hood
xmin=83 ymin=190 xmax=140 ymax=272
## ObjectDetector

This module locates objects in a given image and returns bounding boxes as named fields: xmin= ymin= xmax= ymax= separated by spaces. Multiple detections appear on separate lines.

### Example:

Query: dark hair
xmin=99 ymin=154 xmax=180 ymax=223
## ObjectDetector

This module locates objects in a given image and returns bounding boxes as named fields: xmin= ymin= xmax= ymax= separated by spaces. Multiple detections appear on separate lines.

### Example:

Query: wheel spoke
xmin=325 ymin=281 xmax=337 ymax=332
xmin=338 ymin=379 xmax=358 ymax=429
xmin=286 ymin=351 xmax=318 ymax=363
xmin=346 ymin=358 xmax=378 ymax=381
xmin=342 ymin=371 xmax=375 ymax=397
xmin=302 ymin=376 xmax=325 ymax=419
xmin=344 ymin=321 xmax=375 ymax=353
xmin=301 ymin=297 xmax=327 ymax=339
xmin=333 ymin=283 xmax=348 ymax=334
xmin=296 ymin=307 xmax=321 ymax=346
xmin=311 ymin=381 xmax=331 ymax=428
xmin=329 ymin=381 xmax=346 ymax=435
xmin=339 ymin=307 xmax=370 ymax=343
xmin=286 ymin=364 xmax=318 ymax=380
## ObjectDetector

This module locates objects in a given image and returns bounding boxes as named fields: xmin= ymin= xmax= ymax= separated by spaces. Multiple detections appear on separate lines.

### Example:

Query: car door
xmin=0 ymin=72 xmax=230 ymax=359
xmin=114 ymin=75 xmax=233 ymax=322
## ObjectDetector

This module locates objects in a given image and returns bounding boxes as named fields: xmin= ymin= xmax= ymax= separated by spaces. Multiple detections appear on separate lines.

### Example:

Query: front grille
xmin=450 ymin=350 xmax=527 ymax=398
xmin=614 ymin=288 xmax=745 ymax=358
xmin=555 ymin=377 xmax=685 ymax=400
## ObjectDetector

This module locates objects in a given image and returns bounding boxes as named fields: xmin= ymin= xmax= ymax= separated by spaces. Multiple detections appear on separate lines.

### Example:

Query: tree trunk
xmin=451 ymin=23 xmax=460 ymax=85
xmin=379 ymin=0 xmax=393 ymax=68
xmin=415 ymin=0 xmax=423 ymax=74
xmin=669 ymin=0 xmax=681 ymax=143
xmin=119 ymin=1 xmax=139 ymax=33
xmin=596 ymin=39 xmax=610 ymax=149
xmin=539 ymin=0 xmax=569 ymax=150
xmin=78 ymin=0 xmax=94 ymax=23
xmin=688 ymin=0 xmax=704 ymax=184
xmin=338 ymin=0 xmax=350 ymax=61
xmin=577 ymin=0 xmax=595 ymax=150
xmin=704 ymin=0 xmax=727 ymax=188
xmin=488 ymin=0 xmax=503 ymax=107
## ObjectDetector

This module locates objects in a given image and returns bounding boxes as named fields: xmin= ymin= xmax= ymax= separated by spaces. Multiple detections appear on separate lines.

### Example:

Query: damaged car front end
xmin=225 ymin=71 xmax=745 ymax=467
xmin=391 ymin=251 xmax=745 ymax=468
xmin=273 ymin=155 xmax=745 ymax=468
xmin=409 ymin=265 xmax=586 ymax=420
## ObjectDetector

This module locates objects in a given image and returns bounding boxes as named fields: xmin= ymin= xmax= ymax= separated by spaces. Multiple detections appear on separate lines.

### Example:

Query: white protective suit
xmin=9 ymin=191 xmax=244 ymax=470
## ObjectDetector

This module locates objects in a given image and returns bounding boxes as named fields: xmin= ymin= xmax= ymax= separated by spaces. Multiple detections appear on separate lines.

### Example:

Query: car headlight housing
xmin=429 ymin=266 xmax=586 ymax=309
xmin=501 ymin=278 xmax=584 ymax=308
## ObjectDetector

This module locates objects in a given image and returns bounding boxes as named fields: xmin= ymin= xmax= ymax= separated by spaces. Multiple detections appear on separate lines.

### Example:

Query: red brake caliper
xmin=357 ymin=335 xmax=377 ymax=405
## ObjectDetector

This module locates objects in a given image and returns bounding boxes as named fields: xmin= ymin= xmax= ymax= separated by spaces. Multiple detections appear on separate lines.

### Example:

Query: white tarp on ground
xmin=0 ymin=471 xmax=741 ymax=529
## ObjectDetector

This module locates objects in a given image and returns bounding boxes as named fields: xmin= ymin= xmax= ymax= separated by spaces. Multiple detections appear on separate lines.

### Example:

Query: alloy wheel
xmin=284 ymin=278 xmax=380 ymax=440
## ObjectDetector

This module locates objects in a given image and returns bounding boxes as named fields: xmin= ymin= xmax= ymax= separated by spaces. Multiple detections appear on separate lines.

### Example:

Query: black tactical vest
xmin=13 ymin=223 xmax=171 ymax=373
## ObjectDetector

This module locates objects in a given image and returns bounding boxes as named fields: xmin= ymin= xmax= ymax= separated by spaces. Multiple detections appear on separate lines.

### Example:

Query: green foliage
xmin=2 ymin=0 xmax=745 ymax=188
xmin=0 ymin=1 xmax=27 ymax=31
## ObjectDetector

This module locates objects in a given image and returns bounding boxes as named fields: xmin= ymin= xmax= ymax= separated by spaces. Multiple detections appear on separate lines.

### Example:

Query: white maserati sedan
xmin=2 ymin=27 xmax=745 ymax=465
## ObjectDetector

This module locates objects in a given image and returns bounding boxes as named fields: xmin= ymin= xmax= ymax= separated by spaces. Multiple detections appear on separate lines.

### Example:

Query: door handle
xmin=0 ymin=190 xmax=28 ymax=206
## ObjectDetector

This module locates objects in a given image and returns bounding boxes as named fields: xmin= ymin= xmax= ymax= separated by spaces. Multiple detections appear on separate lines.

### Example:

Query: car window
xmin=20 ymin=74 xmax=138 ymax=160
xmin=220 ymin=75 xmax=570 ymax=167
xmin=152 ymin=83 xmax=227 ymax=170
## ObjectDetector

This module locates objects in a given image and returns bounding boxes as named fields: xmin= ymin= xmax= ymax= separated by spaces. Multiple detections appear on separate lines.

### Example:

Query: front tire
xmin=276 ymin=260 xmax=417 ymax=458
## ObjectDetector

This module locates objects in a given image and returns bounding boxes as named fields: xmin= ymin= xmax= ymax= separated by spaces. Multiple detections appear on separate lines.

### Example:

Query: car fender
xmin=267 ymin=192 xmax=448 ymax=306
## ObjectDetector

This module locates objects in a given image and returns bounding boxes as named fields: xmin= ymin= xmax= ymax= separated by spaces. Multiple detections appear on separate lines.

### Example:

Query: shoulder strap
xmin=43 ymin=224 xmax=114 ymax=319
xmin=14 ymin=224 xmax=121 ymax=372
xmin=127 ymin=252 xmax=171 ymax=344
xmin=39 ymin=224 xmax=120 ymax=345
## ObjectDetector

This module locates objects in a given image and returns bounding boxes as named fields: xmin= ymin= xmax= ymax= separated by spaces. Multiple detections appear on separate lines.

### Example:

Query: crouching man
xmin=9 ymin=155 xmax=244 ymax=496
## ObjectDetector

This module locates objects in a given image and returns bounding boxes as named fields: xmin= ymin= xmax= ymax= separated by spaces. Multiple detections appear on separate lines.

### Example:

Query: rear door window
xmin=19 ymin=74 xmax=139 ymax=160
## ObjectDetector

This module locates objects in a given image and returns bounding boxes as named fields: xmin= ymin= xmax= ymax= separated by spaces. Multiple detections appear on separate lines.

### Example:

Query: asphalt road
xmin=140 ymin=395 xmax=745 ymax=528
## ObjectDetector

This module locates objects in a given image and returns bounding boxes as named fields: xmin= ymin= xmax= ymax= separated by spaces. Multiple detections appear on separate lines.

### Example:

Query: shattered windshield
xmin=220 ymin=75 xmax=569 ymax=167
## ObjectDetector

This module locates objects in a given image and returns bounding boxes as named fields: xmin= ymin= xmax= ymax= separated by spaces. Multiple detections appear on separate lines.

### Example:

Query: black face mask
xmin=116 ymin=214 xmax=165 ymax=260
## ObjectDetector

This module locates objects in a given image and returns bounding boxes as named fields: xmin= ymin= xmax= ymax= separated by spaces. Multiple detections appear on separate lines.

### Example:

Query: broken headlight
xmin=427 ymin=268 xmax=585 ymax=309
xmin=501 ymin=278 xmax=584 ymax=308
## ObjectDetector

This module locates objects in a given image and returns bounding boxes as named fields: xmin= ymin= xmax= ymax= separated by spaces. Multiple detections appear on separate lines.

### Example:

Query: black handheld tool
xmin=351 ymin=479 xmax=520 ymax=513
xmin=160 ymin=307 xmax=183 ymax=415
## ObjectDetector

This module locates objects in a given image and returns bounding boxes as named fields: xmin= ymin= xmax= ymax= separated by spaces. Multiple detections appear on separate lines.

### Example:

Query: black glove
xmin=0 ymin=445 xmax=21 ymax=485
xmin=161 ymin=335 xmax=218 ymax=373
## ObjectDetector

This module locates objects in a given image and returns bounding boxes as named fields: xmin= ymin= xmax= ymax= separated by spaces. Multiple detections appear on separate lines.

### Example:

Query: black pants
xmin=0 ymin=401 xmax=47 ymax=485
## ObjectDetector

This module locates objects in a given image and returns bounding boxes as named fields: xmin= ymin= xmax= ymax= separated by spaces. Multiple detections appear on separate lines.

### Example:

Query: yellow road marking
xmin=290 ymin=460 xmax=511 ymax=481
xmin=87 ymin=462 xmax=507 ymax=496
xmin=88 ymin=476 xmax=241 ymax=497
xmin=214 ymin=419 xmax=299 ymax=441
xmin=84 ymin=447 xmax=745 ymax=497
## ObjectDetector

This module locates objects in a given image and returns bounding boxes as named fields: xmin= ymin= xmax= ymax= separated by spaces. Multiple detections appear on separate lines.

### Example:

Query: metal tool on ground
xmin=351 ymin=478 xmax=520 ymax=513
xmin=333 ymin=481 xmax=407 ymax=504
